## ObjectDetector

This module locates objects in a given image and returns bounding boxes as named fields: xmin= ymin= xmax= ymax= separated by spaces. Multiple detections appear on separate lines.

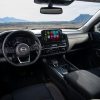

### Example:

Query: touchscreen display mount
xmin=42 ymin=29 xmax=62 ymax=43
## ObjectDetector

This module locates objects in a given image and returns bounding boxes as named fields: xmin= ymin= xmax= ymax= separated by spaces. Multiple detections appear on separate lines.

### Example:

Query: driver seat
xmin=1 ymin=83 xmax=65 ymax=100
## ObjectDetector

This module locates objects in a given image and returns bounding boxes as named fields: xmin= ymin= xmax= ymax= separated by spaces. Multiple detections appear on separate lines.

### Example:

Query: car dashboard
xmin=0 ymin=29 xmax=68 ymax=56
xmin=0 ymin=28 xmax=89 ymax=65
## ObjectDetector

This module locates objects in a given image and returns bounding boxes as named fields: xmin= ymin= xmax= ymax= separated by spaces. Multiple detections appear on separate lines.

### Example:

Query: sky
xmin=0 ymin=0 xmax=100 ymax=21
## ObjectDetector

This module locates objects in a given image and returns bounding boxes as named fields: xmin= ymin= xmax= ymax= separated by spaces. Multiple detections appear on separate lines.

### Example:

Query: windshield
xmin=0 ymin=0 xmax=100 ymax=31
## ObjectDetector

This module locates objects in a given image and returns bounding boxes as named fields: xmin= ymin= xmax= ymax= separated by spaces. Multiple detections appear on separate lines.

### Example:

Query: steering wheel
xmin=2 ymin=30 xmax=41 ymax=67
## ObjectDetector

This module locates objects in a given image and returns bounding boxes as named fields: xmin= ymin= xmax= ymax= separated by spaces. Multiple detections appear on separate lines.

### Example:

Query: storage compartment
xmin=65 ymin=70 xmax=100 ymax=99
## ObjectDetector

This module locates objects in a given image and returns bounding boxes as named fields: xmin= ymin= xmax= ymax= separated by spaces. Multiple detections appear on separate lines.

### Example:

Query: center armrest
xmin=65 ymin=70 xmax=100 ymax=99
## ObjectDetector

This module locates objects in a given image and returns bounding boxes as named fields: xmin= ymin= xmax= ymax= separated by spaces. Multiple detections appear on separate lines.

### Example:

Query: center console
xmin=42 ymin=55 xmax=100 ymax=99
xmin=39 ymin=29 xmax=68 ymax=56
xmin=42 ymin=55 xmax=81 ymax=99
xmin=43 ymin=55 xmax=78 ymax=77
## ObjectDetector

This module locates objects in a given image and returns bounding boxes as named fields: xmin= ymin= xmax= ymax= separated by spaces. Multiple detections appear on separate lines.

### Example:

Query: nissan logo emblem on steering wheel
xmin=20 ymin=47 xmax=27 ymax=52
xmin=16 ymin=43 xmax=30 ymax=57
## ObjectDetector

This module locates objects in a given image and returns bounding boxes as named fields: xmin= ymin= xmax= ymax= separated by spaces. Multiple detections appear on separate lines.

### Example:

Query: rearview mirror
xmin=34 ymin=0 xmax=74 ymax=14
xmin=40 ymin=7 xmax=63 ymax=14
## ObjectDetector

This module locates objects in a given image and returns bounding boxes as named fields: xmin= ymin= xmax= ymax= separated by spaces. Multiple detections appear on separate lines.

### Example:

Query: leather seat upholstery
xmin=1 ymin=83 xmax=65 ymax=100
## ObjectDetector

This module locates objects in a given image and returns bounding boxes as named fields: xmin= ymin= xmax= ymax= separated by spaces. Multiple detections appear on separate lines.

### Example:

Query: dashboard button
xmin=51 ymin=48 xmax=58 ymax=53
xmin=59 ymin=47 xmax=66 ymax=52
xmin=46 ymin=49 xmax=51 ymax=54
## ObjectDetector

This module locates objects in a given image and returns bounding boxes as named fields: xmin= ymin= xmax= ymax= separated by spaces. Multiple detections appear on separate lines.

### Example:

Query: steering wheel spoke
xmin=17 ymin=54 xmax=30 ymax=64
xmin=31 ymin=42 xmax=39 ymax=51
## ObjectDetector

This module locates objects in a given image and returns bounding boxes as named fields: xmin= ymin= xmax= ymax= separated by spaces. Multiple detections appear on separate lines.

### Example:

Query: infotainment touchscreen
xmin=41 ymin=30 xmax=62 ymax=43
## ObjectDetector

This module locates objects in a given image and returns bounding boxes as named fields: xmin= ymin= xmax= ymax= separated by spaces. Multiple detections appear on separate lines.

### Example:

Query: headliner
xmin=77 ymin=0 xmax=100 ymax=2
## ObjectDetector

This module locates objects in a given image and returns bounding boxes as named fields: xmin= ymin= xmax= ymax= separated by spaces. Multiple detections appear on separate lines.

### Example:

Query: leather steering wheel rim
xmin=2 ymin=30 xmax=41 ymax=67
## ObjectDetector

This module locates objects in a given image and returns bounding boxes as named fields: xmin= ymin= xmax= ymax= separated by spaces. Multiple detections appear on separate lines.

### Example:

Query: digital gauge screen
xmin=42 ymin=30 xmax=62 ymax=43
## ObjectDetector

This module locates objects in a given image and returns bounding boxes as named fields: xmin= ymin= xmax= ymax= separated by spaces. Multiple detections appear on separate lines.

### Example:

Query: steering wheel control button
xmin=16 ymin=43 xmax=30 ymax=57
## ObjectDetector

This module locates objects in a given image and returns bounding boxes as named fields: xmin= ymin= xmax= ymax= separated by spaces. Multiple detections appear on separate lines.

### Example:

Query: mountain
xmin=71 ymin=14 xmax=93 ymax=24
xmin=0 ymin=17 xmax=29 ymax=23
xmin=0 ymin=14 xmax=93 ymax=24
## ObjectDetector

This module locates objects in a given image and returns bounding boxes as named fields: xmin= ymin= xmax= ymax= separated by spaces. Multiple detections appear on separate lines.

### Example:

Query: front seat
xmin=88 ymin=67 xmax=100 ymax=77
xmin=1 ymin=83 xmax=65 ymax=100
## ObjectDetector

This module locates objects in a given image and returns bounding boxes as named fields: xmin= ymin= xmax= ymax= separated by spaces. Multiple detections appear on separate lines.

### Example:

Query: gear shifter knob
xmin=51 ymin=60 xmax=59 ymax=67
